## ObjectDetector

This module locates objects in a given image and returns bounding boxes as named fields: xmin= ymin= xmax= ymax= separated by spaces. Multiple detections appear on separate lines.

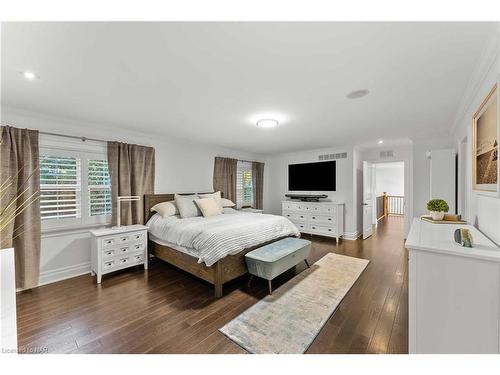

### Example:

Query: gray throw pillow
xmin=175 ymin=194 xmax=202 ymax=218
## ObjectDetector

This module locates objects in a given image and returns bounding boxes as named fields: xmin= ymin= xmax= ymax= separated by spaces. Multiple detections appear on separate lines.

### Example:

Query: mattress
xmin=146 ymin=211 xmax=300 ymax=266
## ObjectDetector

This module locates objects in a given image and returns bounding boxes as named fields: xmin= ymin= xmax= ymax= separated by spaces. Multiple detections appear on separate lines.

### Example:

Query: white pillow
xmin=195 ymin=197 xmax=223 ymax=217
xmin=222 ymin=207 xmax=237 ymax=214
xmin=198 ymin=191 xmax=223 ymax=209
xmin=150 ymin=201 xmax=178 ymax=218
xmin=175 ymin=194 xmax=201 ymax=218
xmin=221 ymin=198 xmax=236 ymax=207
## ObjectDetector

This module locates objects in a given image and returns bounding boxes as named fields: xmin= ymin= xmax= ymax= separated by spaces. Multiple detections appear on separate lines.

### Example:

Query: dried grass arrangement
xmin=0 ymin=153 xmax=40 ymax=250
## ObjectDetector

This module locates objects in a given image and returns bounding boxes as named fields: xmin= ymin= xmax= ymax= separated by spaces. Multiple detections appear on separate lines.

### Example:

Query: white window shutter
xmin=236 ymin=161 xmax=254 ymax=209
xmin=40 ymin=156 xmax=81 ymax=220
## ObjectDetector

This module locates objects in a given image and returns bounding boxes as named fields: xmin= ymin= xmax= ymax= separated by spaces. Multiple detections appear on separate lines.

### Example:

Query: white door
xmin=362 ymin=161 xmax=373 ymax=239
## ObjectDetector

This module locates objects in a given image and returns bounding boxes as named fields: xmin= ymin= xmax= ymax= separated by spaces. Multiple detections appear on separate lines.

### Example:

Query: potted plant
xmin=427 ymin=199 xmax=449 ymax=221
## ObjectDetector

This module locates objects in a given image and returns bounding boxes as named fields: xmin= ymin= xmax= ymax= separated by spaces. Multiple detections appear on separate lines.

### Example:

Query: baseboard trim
xmin=38 ymin=262 xmax=91 ymax=286
xmin=343 ymin=231 xmax=361 ymax=241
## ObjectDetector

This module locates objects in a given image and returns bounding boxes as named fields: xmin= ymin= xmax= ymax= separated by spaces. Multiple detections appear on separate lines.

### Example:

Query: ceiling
xmin=1 ymin=22 xmax=495 ymax=154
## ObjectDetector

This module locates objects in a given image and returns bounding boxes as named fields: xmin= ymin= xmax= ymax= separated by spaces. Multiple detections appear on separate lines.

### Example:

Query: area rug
xmin=219 ymin=253 xmax=369 ymax=354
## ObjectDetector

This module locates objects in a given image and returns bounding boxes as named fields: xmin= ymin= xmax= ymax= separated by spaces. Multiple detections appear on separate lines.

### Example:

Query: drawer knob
xmin=312 ymin=217 xmax=316 ymax=219
xmin=328 ymin=229 xmax=332 ymax=231
xmin=312 ymin=226 xmax=316 ymax=229
xmin=328 ymin=218 xmax=332 ymax=221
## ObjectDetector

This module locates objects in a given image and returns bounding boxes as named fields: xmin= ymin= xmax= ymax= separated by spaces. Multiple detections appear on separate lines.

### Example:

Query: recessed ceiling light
xmin=256 ymin=119 xmax=279 ymax=128
xmin=22 ymin=71 xmax=38 ymax=80
xmin=346 ymin=89 xmax=369 ymax=99
xmin=378 ymin=140 xmax=384 ymax=144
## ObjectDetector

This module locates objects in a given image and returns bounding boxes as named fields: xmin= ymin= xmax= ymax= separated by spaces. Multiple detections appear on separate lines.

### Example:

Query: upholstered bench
xmin=245 ymin=237 xmax=312 ymax=294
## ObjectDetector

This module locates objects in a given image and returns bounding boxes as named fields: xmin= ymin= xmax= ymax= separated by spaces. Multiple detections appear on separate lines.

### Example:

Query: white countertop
xmin=405 ymin=218 xmax=500 ymax=262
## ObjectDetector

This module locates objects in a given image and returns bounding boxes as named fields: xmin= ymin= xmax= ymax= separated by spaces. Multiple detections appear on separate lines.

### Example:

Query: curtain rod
xmin=39 ymin=130 xmax=107 ymax=144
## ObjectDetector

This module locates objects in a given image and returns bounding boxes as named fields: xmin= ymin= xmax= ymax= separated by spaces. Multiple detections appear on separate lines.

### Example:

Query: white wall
xmin=263 ymin=146 xmax=359 ymax=239
xmin=451 ymin=24 xmax=500 ymax=245
xmin=375 ymin=162 xmax=404 ymax=196
xmin=1 ymin=106 xmax=261 ymax=285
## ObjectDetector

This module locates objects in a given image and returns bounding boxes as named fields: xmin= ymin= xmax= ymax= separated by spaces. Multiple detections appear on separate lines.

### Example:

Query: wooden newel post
xmin=383 ymin=192 xmax=388 ymax=217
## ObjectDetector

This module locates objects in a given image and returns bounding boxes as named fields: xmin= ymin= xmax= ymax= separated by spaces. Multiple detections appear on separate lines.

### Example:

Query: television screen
xmin=288 ymin=161 xmax=336 ymax=191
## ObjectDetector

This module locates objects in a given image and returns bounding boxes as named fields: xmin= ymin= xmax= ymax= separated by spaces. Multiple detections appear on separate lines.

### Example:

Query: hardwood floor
xmin=16 ymin=216 xmax=408 ymax=354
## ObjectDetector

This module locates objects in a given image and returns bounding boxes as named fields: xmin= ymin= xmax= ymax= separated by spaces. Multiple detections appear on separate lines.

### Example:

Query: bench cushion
xmin=245 ymin=238 xmax=311 ymax=280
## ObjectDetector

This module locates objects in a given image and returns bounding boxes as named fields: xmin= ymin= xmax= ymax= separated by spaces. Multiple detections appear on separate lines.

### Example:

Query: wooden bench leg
xmin=304 ymin=259 xmax=310 ymax=268
xmin=268 ymin=280 xmax=272 ymax=295
xmin=247 ymin=275 xmax=254 ymax=288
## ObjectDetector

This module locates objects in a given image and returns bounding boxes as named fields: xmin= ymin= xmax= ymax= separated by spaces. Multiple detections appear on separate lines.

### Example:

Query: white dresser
xmin=90 ymin=224 xmax=148 ymax=283
xmin=406 ymin=218 xmax=500 ymax=353
xmin=281 ymin=200 xmax=344 ymax=242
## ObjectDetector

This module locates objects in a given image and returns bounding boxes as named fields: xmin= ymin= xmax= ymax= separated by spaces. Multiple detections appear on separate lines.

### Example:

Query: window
xmin=40 ymin=135 xmax=111 ymax=230
xmin=40 ymin=156 xmax=81 ymax=220
xmin=88 ymin=159 xmax=111 ymax=217
xmin=236 ymin=161 xmax=253 ymax=208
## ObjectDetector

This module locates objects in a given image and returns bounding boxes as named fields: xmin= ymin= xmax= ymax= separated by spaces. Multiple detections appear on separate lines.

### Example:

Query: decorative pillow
xmin=195 ymin=197 xmax=223 ymax=217
xmin=174 ymin=194 xmax=202 ymax=218
xmin=222 ymin=207 xmax=237 ymax=214
xmin=150 ymin=201 xmax=178 ymax=218
xmin=198 ymin=191 xmax=223 ymax=209
xmin=220 ymin=198 xmax=236 ymax=207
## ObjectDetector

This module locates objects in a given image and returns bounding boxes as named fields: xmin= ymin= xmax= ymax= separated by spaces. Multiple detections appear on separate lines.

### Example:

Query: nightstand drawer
xmin=101 ymin=231 xmax=146 ymax=248
xmin=108 ymin=242 xmax=145 ymax=258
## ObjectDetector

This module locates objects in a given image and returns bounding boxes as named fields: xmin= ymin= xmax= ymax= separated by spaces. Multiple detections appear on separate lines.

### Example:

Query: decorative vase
xmin=430 ymin=211 xmax=445 ymax=221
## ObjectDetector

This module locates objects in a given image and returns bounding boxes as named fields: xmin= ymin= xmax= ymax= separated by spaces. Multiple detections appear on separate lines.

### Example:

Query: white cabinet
xmin=90 ymin=225 xmax=148 ymax=283
xmin=281 ymin=201 xmax=344 ymax=242
xmin=406 ymin=218 xmax=500 ymax=353
xmin=0 ymin=248 xmax=17 ymax=353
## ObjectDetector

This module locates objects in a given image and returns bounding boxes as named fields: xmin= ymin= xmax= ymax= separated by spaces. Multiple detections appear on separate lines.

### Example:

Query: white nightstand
xmin=90 ymin=224 xmax=148 ymax=283
xmin=241 ymin=208 xmax=264 ymax=214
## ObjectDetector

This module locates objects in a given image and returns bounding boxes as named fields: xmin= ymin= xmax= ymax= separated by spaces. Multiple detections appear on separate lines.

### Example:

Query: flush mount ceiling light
xmin=378 ymin=140 xmax=384 ymax=144
xmin=346 ymin=89 xmax=369 ymax=99
xmin=22 ymin=71 xmax=38 ymax=80
xmin=256 ymin=119 xmax=279 ymax=128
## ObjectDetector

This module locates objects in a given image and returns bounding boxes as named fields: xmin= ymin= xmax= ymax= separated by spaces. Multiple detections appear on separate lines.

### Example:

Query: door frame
xmin=362 ymin=157 xmax=412 ymax=236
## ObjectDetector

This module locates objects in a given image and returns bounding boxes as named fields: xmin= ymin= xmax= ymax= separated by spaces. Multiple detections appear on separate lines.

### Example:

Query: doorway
xmin=363 ymin=161 xmax=405 ymax=239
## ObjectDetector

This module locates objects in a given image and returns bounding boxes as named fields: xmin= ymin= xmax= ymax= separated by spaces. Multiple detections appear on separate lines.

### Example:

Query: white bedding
xmin=146 ymin=211 xmax=300 ymax=266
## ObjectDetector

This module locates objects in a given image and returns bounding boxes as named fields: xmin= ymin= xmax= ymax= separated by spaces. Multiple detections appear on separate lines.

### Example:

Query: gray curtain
xmin=0 ymin=126 xmax=41 ymax=289
xmin=213 ymin=157 xmax=238 ymax=202
xmin=107 ymin=142 xmax=155 ymax=226
xmin=252 ymin=161 xmax=265 ymax=209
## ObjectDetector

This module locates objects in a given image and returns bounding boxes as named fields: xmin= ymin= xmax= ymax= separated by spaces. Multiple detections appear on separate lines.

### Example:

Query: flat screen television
xmin=288 ymin=160 xmax=336 ymax=191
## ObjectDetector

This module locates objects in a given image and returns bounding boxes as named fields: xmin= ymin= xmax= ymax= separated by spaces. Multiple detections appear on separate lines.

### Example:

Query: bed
xmin=143 ymin=193 xmax=300 ymax=297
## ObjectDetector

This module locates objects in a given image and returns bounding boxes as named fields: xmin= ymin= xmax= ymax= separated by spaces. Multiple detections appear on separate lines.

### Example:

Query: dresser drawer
xmin=304 ymin=205 xmax=322 ymax=213
xmin=294 ymin=222 xmax=307 ymax=231
xmin=322 ymin=206 xmax=337 ymax=214
xmin=310 ymin=214 xmax=336 ymax=224
xmin=308 ymin=224 xmax=336 ymax=235
xmin=283 ymin=211 xmax=307 ymax=222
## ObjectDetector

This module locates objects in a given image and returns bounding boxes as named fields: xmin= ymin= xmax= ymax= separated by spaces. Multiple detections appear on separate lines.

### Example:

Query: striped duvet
xmin=146 ymin=212 xmax=300 ymax=266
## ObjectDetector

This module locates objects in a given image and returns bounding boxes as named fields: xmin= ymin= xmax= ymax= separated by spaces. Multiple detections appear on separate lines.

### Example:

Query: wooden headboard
xmin=143 ymin=192 xmax=218 ymax=223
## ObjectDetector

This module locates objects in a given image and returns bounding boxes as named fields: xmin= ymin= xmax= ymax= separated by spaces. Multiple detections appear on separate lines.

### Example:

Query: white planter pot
xmin=0 ymin=248 xmax=18 ymax=354
xmin=430 ymin=211 xmax=445 ymax=221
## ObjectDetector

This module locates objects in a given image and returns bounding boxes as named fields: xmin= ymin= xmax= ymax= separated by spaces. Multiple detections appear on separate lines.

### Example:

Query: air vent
xmin=318 ymin=152 xmax=347 ymax=161
xmin=379 ymin=150 xmax=394 ymax=158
